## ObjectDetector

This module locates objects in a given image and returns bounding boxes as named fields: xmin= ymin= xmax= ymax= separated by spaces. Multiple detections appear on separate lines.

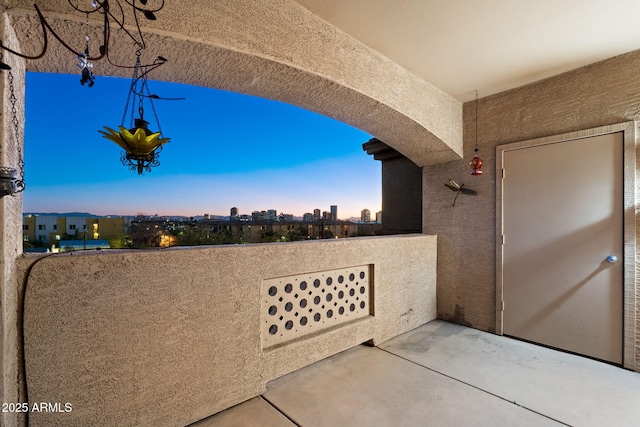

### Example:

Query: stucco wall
xmin=0 ymin=10 xmax=26 ymax=427
xmin=381 ymin=156 xmax=423 ymax=233
xmin=21 ymin=234 xmax=436 ymax=426
xmin=424 ymin=49 xmax=640 ymax=369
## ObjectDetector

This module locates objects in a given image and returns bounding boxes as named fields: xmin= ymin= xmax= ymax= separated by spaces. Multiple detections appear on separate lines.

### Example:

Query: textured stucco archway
xmin=7 ymin=0 xmax=463 ymax=166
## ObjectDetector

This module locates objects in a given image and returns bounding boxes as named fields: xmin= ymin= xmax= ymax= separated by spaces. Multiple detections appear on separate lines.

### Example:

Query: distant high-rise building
xmin=330 ymin=205 xmax=338 ymax=221
xmin=280 ymin=213 xmax=294 ymax=222
xmin=267 ymin=209 xmax=278 ymax=221
xmin=376 ymin=211 xmax=383 ymax=224
xmin=322 ymin=211 xmax=331 ymax=220
xmin=303 ymin=213 xmax=314 ymax=222
xmin=361 ymin=209 xmax=371 ymax=223
xmin=230 ymin=207 xmax=239 ymax=221
xmin=313 ymin=209 xmax=321 ymax=221
xmin=252 ymin=211 xmax=267 ymax=221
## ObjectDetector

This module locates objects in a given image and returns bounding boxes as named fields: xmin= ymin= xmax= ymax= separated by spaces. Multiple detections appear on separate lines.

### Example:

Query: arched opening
xmin=8 ymin=0 xmax=463 ymax=249
xmin=23 ymin=72 xmax=382 ymax=249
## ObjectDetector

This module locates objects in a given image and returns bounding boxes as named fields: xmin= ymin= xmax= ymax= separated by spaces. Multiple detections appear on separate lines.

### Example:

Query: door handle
xmin=606 ymin=255 xmax=619 ymax=264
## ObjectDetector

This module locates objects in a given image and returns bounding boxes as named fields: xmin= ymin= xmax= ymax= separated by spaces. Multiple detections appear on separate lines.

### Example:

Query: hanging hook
xmin=0 ymin=51 xmax=10 ymax=70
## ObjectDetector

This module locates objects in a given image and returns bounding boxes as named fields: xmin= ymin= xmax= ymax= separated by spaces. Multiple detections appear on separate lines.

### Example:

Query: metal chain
xmin=85 ymin=11 xmax=90 ymax=52
xmin=121 ymin=49 xmax=142 ymax=128
xmin=8 ymin=69 xmax=25 ymax=191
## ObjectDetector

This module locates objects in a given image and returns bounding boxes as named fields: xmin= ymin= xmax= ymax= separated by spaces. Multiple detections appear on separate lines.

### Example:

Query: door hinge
xmin=502 ymin=168 xmax=505 ymax=179
xmin=501 ymin=234 xmax=505 ymax=245
xmin=501 ymin=300 xmax=505 ymax=312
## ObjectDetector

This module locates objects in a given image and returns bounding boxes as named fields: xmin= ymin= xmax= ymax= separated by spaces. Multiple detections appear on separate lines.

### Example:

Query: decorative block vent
xmin=261 ymin=265 xmax=372 ymax=348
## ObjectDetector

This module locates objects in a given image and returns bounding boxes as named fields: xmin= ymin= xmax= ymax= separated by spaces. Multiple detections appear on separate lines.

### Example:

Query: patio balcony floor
xmin=192 ymin=320 xmax=640 ymax=426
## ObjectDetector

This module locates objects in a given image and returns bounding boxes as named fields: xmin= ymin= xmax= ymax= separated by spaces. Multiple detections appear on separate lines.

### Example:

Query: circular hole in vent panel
xmin=314 ymin=296 xmax=321 ymax=305
xmin=300 ymin=316 xmax=308 ymax=326
xmin=269 ymin=325 xmax=278 ymax=335
xmin=268 ymin=286 xmax=277 ymax=296
xmin=313 ymin=279 xmax=321 ymax=288
xmin=338 ymin=275 xmax=344 ymax=283
xmin=360 ymin=271 xmax=365 ymax=279
xmin=300 ymin=281 xmax=307 ymax=290
xmin=327 ymin=309 xmax=333 ymax=318
xmin=360 ymin=301 xmax=366 ymax=309
xmin=285 ymin=320 xmax=293 ymax=330
xmin=300 ymin=299 xmax=307 ymax=308
xmin=285 ymin=283 xmax=293 ymax=293
xmin=349 ymin=273 xmax=355 ymax=281
xmin=268 ymin=306 xmax=277 ymax=316
xmin=314 ymin=313 xmax=321 ymax=322
xmin=285 ymin=302 xmax=293 ymax=312
xmin=326 ymin=277 xmax=333 ymax=286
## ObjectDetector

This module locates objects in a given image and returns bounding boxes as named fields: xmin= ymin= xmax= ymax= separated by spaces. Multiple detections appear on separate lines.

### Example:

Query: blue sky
xmin=24 ymin=72 xmax=380 ymax=219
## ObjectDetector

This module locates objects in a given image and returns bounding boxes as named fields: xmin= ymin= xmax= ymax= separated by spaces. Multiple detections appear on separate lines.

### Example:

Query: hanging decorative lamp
xmin=470 ymin=90 xmax=484 ymax=175
xmin=99 ymin=50 xmax=170 ymax=174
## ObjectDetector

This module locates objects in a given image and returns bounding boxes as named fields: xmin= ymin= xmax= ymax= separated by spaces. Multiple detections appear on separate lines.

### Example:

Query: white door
xmin=501 ymin=132 xmax=623 ymax=364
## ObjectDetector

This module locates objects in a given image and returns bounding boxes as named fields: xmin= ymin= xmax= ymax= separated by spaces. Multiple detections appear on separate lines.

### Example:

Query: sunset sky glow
xmin=24 ymin=72 xmax=381 ymax=219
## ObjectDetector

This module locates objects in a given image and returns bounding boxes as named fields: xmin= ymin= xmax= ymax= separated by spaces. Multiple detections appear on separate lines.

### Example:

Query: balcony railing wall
xmin=19 ymin=234 xmax=437 ymax=426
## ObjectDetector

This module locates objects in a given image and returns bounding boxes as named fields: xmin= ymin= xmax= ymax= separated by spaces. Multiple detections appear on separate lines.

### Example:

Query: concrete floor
xmin=192 ymin=320 xmax=640 ymax=426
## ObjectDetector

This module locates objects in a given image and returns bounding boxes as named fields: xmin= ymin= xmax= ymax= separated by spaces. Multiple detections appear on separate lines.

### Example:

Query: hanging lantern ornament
xmin=100 ymin=50 xmax=170 ymax=174
xmin=0 ymin=69 xmax=26 ymax=198
xmin=77 ymin=8 xmax=96 ymax=87
xmin=470 ymin=90 xmax=484 ymax=175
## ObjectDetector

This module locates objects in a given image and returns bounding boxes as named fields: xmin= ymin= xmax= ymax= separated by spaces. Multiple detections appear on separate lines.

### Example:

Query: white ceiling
xmin=293 ymin=0 xmax=640 ymax=101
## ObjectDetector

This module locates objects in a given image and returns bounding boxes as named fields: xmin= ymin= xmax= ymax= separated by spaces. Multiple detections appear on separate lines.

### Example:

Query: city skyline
xmin=23 ymin=72 xmax=381 ymax=219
